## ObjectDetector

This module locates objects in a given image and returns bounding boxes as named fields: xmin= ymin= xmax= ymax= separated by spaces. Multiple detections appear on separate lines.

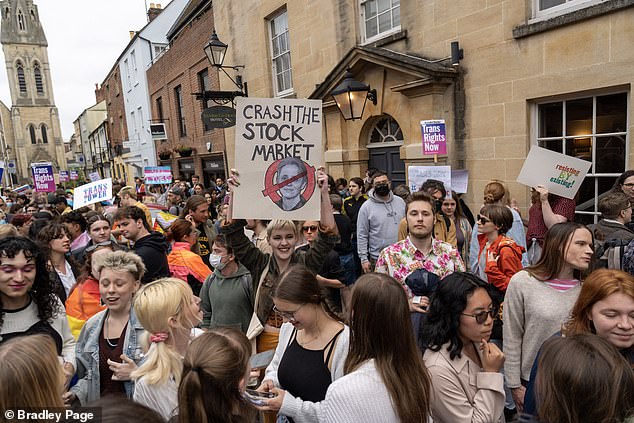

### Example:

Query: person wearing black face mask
xmin=356 ymin=172 xmax=406 ymax=274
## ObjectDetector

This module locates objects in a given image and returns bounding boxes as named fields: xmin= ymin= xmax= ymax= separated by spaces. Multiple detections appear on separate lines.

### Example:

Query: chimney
xmin=95 ymin=83 xmax=105 ymax=103
xmin=148 ymin=3 xmax=163 ymax=22
xmin=129 ymin=31 xmax=136 ymax=39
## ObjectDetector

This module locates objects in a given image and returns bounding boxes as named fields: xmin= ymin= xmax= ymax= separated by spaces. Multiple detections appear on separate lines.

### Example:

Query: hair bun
xmin=483 ymin=194 xmax=495 ymax=204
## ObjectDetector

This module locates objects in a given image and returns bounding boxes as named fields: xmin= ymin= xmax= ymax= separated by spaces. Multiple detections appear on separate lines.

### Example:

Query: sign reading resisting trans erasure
xmin=233 ymin=97 xmax=322 ymax=220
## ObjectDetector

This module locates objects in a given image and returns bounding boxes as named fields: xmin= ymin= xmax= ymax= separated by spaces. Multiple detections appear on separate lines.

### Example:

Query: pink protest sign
xmin=31 ymin=162 xmax=56 ymax=192
xmin=421 ymin=120 xmax=447 ymax=155
xmin=59 ymin=170 xmax=69 ymax=182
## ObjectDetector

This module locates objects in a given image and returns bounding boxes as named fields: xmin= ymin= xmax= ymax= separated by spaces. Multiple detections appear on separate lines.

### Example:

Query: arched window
xmin=34 ymin=63 xmax=43 ymax=94
xmin=41 ymin=124 xmax=48 ymax=144
xmin=29 ymin=125 xmax=36 ymax=144
xmin=17 ymin=10 xmax=24 ymax=31
xmin=369 ymin=115 xmax=404 ymax=144
xmin=16 ymin=61 xmax=26 ymax=93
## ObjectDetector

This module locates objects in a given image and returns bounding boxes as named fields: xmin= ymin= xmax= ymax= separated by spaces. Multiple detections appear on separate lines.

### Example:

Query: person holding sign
xmin=221 ymin=167 xmax=339 ymax=354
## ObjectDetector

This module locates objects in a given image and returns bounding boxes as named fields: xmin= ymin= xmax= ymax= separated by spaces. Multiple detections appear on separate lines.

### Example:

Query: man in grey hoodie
xmin=356 ymin=171 xmax=406 ymax=273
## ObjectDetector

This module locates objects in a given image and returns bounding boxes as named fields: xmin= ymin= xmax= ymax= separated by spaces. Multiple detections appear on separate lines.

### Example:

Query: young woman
xmin=523 ymin=268 xmax=634 ymax=415
xmin=10 ymin=213 xmax=32 ymax=237
xmin=612 ymin=170 xmax=634 ymax=204
xmin=422 ymin=272 xmax=505 ymax=423
xmin=256 ymin=265 xmax=349 ymax=422
xmin=166 ymin=218 xmax=212 ymax=296
xmin=199 ymin=234 xmax=253 ymax=333
xmin=38 ymin=222 xmax=80 ymax=303
xmin=67 ymin=251 xmax=146 ymax=405
xmin=73 ymin=213 xmax=114 ymax=265
xmin=475 ymin=205 xmax=524 ymax=292
xmin=503 ymin=222 xmax=593 ymax=411
xmin=304 ymin=272 xmax=431 ymax=422
xmin=0 ymin=236 xmax=75 ymax=383
xmin=176 ymin=328 xmax=257 ymax=423
xmin=442 ymin=191 xmax=473 ymax=269
xmin=223 ymin=168 xmax=338 ymax=353
xmin=131 ymin=277 xmax=204 ymax=420
xmin=533 ymin=334 xmax=634 ymax=423
xmin=0 ymin=334 xmax=65 ymax=410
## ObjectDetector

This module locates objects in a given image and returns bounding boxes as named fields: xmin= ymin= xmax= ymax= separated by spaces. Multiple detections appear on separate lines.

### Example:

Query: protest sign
xmin=88 ymin=172 xmax=100 ymax=182
xmin=408 ymin=165 xmax=452 ymax=197
xmin=70 ymin=170 xmax=79 ymax=181
xmin=451 ymin=169 xmax=469 ymax=194
xmin=517 ymin=146 xmax=591 ymax=199
xmin=0 ymin=161 xmax=4 ymax=186
xmin=31 ymin=162 xmax=56 ymax=192
xmin=73 ymin=178 xmax=112 ymax=209
xmin=13 ymin=184 xmax=29 ymax=193
xmin=233 ymin=97 xmax=322 ymax=220
xmin=144 ymin=166 xmax=172 ymax=185
xmin=59 ymin=171 xmax=69 ymax=183
xmin=421 ymin=120 xmax=447 ymax=155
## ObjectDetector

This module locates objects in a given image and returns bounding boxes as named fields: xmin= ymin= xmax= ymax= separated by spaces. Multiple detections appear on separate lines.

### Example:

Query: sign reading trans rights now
xmin=421 ymin=120 xmax=447 ymax=155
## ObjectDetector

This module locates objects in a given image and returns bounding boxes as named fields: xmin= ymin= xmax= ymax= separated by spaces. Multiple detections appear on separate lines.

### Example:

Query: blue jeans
xmin=339 ymin=252 xmax=356 ymax=286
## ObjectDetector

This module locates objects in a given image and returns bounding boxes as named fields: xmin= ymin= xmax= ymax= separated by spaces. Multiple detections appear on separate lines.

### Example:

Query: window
xmin=41 ymin=124 xmax=48 ymax=144
xmin=130 ymin=51 xmax=137 ymax=84
xmin=269 ymin=10 xmax=293 ymax=96
xmin=536 ymin=92 xmax=628 ymax=224
xmin=361 ymin=0 xmax=400 ymax=42
xmin=175 ymin=85 xmax=186 ymax=137
xmin=198 ymin=69 xmax=213 ymax=131
xmin=28 ymin=125 xmax=36 ymax=144
xmin=34 ymin=63 xmax=43 ymax=94
xmin=16 ymin=61 xmax=26 ymax=93
xmin=534 ymin=0 xmax=601 ymax=18
xmin=130 ymin=110 xmax=136 ymax=138
xmin=154 ymin=44 xmax=166 ymax=57
xmin=368 ymin=115 xmax=404 ymax=145
xmin=17 ymin=9 xmax=24 ymax=31
xmin=156 ymin=97 xmax=164 ymax=123
xmin=123 ymin=59 xmax=130 ymax=89
xmin=138 ymin=107 xmax=145 ymax=143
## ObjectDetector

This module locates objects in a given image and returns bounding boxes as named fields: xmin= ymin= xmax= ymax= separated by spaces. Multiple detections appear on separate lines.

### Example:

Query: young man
xmin=356 ymin=171 xmax=406 ymax=273
xmin=588 ymin=191 xmax=634 ymax=243
xmin=375 ymin=191 xmax=465 ymax=312
xmin=182 ymin=195 xmax=217 ymax=269
xmin=114 ymin=206 xmax=170 ymax=284
xmin=245 ymin=219 xmax=271 ymax=254
xmin=117 ymin=186 xmax=152 ymax=228
xmin=167 ymin=186 xmax=185 ymax=216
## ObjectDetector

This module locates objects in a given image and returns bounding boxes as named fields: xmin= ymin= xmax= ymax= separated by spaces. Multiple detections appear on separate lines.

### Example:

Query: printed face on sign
xmin=262 ymin=157 xmax=315 ymax=212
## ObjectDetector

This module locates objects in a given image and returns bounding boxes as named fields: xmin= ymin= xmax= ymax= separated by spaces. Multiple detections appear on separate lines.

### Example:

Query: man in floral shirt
xmin=376 ymin=191 xmax=465 ymax=312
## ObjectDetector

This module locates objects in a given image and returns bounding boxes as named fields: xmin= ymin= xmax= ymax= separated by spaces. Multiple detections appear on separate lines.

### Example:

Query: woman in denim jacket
xmin=65 ymin=251 xmax=146 ymax=405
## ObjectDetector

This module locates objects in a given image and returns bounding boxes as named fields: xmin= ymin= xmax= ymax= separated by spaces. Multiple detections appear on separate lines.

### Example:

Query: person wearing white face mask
xmin=199 ymin=234 xmax=254 ymax=333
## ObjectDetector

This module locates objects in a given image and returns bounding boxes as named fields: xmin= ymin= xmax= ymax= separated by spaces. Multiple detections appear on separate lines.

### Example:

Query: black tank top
xmin=277 ymin=327 xmax=343 ymax=405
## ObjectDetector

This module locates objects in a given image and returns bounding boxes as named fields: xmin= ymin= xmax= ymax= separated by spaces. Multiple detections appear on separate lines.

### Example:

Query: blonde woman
xmin=131 ymin=277 xmax=204 ymax=420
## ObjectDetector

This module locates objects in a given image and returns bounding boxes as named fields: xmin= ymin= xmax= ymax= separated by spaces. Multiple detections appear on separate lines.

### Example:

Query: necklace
xmin=104 ymin=310 xmax=128 ymax=348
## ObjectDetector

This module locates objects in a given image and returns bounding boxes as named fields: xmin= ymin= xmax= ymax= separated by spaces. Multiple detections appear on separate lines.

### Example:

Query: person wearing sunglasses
xmin=422 ymin=272 xmax=505 ymax=423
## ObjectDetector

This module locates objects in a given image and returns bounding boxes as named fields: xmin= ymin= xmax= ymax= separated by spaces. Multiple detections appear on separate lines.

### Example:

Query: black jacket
xmin=133 ymin=232 xmax=171 ymax=284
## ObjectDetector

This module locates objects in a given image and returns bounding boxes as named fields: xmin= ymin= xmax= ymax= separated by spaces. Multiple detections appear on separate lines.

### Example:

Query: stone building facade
xmin=0 ymin=0 xmax=67 ymax=183
xmin=213 ymin=0 xmax=634 ymax=223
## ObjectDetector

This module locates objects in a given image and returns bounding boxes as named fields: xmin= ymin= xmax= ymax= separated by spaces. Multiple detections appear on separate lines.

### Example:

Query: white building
xmin=118 ymin=0 xmax=189 ymax=176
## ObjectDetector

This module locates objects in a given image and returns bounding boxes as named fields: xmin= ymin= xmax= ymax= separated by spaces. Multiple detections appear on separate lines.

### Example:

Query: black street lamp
xmin=204 ymin=30 xmax=228 ymax=68
xmin=331 ymin=69 xmax=377 ymax=121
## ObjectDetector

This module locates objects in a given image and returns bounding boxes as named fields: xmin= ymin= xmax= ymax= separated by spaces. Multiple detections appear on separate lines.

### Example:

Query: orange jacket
xmin=477 ymin=234 xmax=525 ymax=292
xmin=65 ymin=276 xmax=106 ymax=339
xmin=168 ymin=242 xmax=212 ymax=284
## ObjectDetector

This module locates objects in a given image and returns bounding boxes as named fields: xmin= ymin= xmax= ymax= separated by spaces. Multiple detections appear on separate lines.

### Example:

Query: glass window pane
xmin=365 ymin=0 xmax=378 ymax=18
xmin=566 ymin=98 xmax=592 ymax=136
xmin=378 ymin=11 xmax=391 ymax=33
xmin=283 ymin=71 xmax=292 ymax=91
xmin=281 ymin=53 xmax=290 ymax=72
xmin=540 ymin=0 xmax=566 ymax=10
xmin=393 ymin=5 xmax=400 ymax=26
xmin=538 ymin=139 xmax=563 ymax=153
xmin=392 ymin=0 xmax=400 ymax=6
xmin=539 ymin=102 xmax=563 ymax=137
xmin=565 ymin=137 xmax=592 ymax=162
xmin=276 ymin=73 xmax=284 ymax=93
xmin=378 ymin=0 xmax=390 ymax=13
xmin=596 ymin=93 xmax=627 ymax=134
xmin=281 ymin=33 xmax=289 ymax=54
xmin=272 ymin=37 xmax=280 ymax=57
xmin=575 ymin=178 xmax=595 ymax=212
xmin=366 ymin=17 xmax=378 ymax=38
xmin=595 ymin=135 xmax=626 ymax=174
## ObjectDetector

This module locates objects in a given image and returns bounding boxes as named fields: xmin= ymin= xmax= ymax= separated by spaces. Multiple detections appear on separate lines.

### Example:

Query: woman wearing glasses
xmin=503 ymin=222 xmax=593 ymax=412
xmin=256 ymin=265 xmax=349 ymax=422
xmin=423 ymin=272 xmax=505 ymax=422
xmin=612 ymin=170 xmax=634 ymax=231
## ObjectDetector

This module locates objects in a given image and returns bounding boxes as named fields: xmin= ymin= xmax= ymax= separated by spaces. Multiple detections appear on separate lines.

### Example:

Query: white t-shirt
xmin=56 ymin=260 xmax=76 ymax=296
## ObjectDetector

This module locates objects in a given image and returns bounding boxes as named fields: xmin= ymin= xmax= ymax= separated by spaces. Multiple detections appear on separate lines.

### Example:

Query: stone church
xmin=0 ymin=0 xmax=66 ymax=184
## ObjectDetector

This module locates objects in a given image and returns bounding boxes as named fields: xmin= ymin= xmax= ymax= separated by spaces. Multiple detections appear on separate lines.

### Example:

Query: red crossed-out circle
xmin=262 ymin=159 xmax=316 ymax=204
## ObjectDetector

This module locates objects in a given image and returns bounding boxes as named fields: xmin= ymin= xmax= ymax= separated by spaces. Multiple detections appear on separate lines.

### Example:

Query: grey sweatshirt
xmin=502 ymin=270 xmax=581 ymax=387
xmin=356 ymin=189 xmax=406 ymax=262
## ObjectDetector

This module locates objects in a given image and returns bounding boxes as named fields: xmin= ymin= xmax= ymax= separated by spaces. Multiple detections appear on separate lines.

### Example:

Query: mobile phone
xmin=412 ymin=296 xmax=423 ymax=304
xmin=246 ymin=389 xmax=276 ymax=399
xmin=244 ymin=389 xmax=276 ymax=406
xmin=250 ymin=349 xmax=275 ymax=370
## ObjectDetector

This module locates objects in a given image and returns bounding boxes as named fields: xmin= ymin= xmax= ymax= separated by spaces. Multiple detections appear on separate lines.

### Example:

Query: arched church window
xmin=17 ymin=10 xmax=24 ymax=31
xmin=41 ymin=124 xmax=48 ymax=144
xmin=29 ymin=125 xmax=36 ymax=144
xmin=16 ymin=61 xmax=26 ymax=93
xmin=30 ymin=10 xmax=35 ymax=21
xmin=34 ymin=63 xmax=43 ymax=94
xmin=3 ymin=7 xmax=9 ymax=19
xmin=369 ymin=115 xmax=404 ymax=144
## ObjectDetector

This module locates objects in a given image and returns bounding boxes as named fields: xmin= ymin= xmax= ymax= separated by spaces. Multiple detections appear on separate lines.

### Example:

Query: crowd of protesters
xmin=1 ymin=167 xmax=634 ymax=423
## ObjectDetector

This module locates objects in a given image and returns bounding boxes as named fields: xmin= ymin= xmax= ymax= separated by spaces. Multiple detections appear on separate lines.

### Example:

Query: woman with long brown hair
xmin=503 ymin=222 xmax=593 ymax=412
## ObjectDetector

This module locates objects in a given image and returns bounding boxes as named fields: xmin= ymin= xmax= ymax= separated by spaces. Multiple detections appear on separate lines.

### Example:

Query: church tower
xmin=0 ymin=0 xmax=67 ymax=182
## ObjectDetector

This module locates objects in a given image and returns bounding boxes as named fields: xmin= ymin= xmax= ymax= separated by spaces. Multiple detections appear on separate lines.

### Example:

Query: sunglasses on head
xmin=477 ymin=214 xmax=490 ymax=224
xmin=462 ymin=308 xmax=497 ymax=324
xmin=302 ymin=225 xmax=318 ymax=232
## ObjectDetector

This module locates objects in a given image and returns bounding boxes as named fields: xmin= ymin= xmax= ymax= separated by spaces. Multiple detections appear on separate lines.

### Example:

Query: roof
xmin=166 ymin=0 xmax=212 ymax=41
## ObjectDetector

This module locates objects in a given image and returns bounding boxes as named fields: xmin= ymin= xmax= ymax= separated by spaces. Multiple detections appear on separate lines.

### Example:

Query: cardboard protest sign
xmin=88 ymin=172 xmax=100 ymax=182
xmin=31 ymin=162 xmax=56 ymax=192
xmin=73 ymin=178 xmax=112 ymax=209
xmin=421 ymin=120 xmax=447 ymax=155
xmin=408 ymin=165 xmax=452 ymax=197
xmin=233 ymin=97 xmax=322 ymax=220
xmin=517 ymin=146 xmax=591 ymax=199
xmin=59 ymin=170 xmax=70 ymax=182
xmin=0 ymin=161 xmax=4 ymax=186
xmin=70 ymin=170 xmax=79 ymax=181
xmin=451 ymin=169 xmax=469 ymax=194
xmin=144 ymin=166 xmax=172 ymax=185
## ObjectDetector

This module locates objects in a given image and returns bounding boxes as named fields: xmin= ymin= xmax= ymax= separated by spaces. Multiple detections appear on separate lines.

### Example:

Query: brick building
xmin=213 ymin=0 xmax=634 ymax=223
xmin=146 ymin=0 xmax=226 ymax=186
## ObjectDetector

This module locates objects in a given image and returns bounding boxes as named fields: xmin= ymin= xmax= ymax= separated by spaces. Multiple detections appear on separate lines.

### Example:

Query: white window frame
xmin=532 ymin=89 xmax=630 ymax=223
xmin=531 ymin=0 xmax=603 ymax=21
xmin=123 ymin=59 xmax=131 ymax=91
xmin=268 ymin=10 xmax=294 ymax=97
xmin=359 ymin=0 xmax=401 ymax=45
xmin=130 ymin=50 xmax=138 ymax=85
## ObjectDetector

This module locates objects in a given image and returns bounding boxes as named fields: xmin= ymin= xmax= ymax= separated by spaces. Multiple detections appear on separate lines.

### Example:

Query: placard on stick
xmin=408 ymin=165 xmax=452 ymax=197
xmin=516 ymin=146 xmax=591 ymax=199
xmin=233 ymin=97 xmax=322 ymax=220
